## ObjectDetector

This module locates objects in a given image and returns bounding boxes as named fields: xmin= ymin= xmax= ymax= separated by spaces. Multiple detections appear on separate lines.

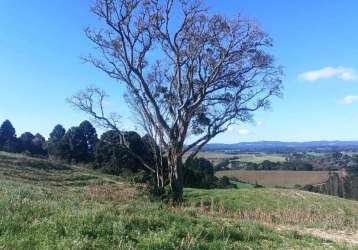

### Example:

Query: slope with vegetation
xmin=0 ymin=151 xmax=357 ymax=249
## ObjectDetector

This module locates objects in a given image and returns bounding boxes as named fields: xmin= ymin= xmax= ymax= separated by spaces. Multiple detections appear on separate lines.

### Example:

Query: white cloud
xmin=238 ymin=129 xmax=250 ymax=135
xmin=338 ymin=95 xmax=358 ymax=105
xmin=256 ymin=121 xmax=263 ymax=127
xmin=227 ymin=126 xmax=250 ymax=135
xmin=299 ymin=66 xmax=358 ymax=82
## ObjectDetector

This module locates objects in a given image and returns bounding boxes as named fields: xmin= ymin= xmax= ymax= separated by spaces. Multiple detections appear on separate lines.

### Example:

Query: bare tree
xmin=125 ymin=93 xmax=166 ymax=191
xmin=70 ymin=0 xmax=283 ymax=201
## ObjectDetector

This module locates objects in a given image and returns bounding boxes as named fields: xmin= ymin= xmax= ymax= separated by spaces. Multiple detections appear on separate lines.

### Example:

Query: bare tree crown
xmin=74 ymin=0 xmax=282 ymax=157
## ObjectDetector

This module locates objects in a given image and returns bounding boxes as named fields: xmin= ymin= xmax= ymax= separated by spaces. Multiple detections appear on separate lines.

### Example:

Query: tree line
xmin=0 ymin=120 xmax=46 ymax=156
xmin=216 ymin=159 xmax=314 ymax=171
xmin=0 ymin=119 xmax=98 ymax=161
xmin=0 ymin=119 xmax=232 ymax=193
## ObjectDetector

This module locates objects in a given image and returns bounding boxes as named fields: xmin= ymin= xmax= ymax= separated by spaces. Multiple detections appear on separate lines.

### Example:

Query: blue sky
xmin=0 ymin=0 xmax=358 ymax=143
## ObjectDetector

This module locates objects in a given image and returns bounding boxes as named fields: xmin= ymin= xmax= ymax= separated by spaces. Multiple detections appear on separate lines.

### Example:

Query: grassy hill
xmin=0 ymin=151 xmax=357 ymax=249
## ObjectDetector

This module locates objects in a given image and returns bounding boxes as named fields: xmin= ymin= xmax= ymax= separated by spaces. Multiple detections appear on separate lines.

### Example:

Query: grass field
xmin=216 ymin=170 xmax=333 ymax=187
xmin=197 ymin=152 xmax=287 ymax=165
xmin=0 ymin=151 xmax=357 ymax=249
xmin=231 ymin=153 xmax=287 ymax=164
xmin=184 ymin=188 xmax=358 ymax=231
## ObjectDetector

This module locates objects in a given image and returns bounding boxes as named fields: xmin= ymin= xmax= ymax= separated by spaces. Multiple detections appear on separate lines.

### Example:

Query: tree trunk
xmin=168 ymin=147 xmax=184 ymax=202
xmin=155 ymin=160 xmax=164 ymax=193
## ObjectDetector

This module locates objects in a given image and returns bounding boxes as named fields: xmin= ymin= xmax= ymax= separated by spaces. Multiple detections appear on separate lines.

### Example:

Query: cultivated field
xmin=216 ymin=170 xmax=334 ymax=187
xmin=197 ymin=152 xmax=287 ymax=165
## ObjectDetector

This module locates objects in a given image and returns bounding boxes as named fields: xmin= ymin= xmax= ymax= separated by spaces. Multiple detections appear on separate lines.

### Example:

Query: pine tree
xmin=78 ymin=120 xmax=98 ymax=161
xmin=48 ymin=125 xmax=66 ymax=158
xmin=0 ymin=120 xmax=17 ymax=152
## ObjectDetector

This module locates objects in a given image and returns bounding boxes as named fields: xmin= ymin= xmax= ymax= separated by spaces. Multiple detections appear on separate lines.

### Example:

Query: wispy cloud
xmin=299 ymin=66 xmax=358 ymax=82
xmin=238 ymin=129 xmax=250 ymax=135
xmin=338 ymin=95 xmax=358 ymax=104
xmin=227 ymin=126 xmax=250 ymax=135
xmin=256 ymin=121 xmax=263 ymax=127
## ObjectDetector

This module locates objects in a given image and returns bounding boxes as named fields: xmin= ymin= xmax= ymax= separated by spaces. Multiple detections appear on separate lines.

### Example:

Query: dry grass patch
xmin=180 ymin=198 xmax=358 ymax=231
xmin=87 ymin=184 xmax=137 ymax=202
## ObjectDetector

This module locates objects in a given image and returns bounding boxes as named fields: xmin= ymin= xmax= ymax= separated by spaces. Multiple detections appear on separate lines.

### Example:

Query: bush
xmin=184 ymin=157 xmax=215 ymax=188
xmin=254 ymin=181 xmax=264 ymax=188
xmin=214 ymin=176 xmax=237 ymax=189
xmin=128 ymin=170 xmax=153 ymax=184
xmin=214 ymin=159 xmax=230 ymax=171
xmin=303 ymin=184 xmax=315 ymax=192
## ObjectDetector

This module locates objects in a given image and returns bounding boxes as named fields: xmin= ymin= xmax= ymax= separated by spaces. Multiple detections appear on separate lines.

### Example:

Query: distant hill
xmin=202 ymin=140 xmax=358 ymax=152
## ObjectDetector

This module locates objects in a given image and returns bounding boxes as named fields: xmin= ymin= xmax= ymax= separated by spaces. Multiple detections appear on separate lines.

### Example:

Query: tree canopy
xmin=0 ymin=120 xmax=17 ymax=152
xmin=70 ymin=0 xmax=283 ymax=200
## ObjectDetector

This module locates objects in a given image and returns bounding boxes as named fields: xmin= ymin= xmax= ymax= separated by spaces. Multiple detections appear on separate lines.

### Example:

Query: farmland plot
xmin=216 ymin=170 xmax=335 ymax=188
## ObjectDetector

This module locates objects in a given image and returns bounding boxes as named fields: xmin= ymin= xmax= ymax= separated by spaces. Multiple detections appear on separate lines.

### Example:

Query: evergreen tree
xmin=32 ymin=133 xmax=47 ymax=156
xmin=50 ymin=122 xmax=97 ymax=163
xmin=78 ymin=120 xmax=98 ymax=161
xmin=58 ymin=127 xmax=88 ymax=163
xmin=95 ymin=130 xmax=126 ymax=174
xmin=48 ymin=125 xmax=66 ymax=158
xmin=95 ymin=130 xmax=149 ymax=174
xmin=18 ymin=132 xmax=35 ymax=153
xmin=18 ymin=132 xmax=47 ymax=156
xmin=33 ymin=133 xmax=46 ymax=147
xmin=48 ymin=125 xmax=66 ymax=143
xmin=0 ymin=120 xmax=17 ymax=152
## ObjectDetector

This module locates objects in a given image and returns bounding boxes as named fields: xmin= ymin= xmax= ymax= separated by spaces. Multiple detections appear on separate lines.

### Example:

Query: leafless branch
xmin=73 ymin=0 xmax=283 ymax=199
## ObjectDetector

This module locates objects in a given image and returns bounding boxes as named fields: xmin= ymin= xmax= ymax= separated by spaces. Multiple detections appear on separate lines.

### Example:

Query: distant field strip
xmin=197 ymin=152 xmax=287 ymax=165
xmin=216 ymin=170 xmax=333 ymax=187
xmin=233 ymin=154 xmax=287 ymax=163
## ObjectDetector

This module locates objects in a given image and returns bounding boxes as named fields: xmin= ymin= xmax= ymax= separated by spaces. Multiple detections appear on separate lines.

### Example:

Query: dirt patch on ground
xmin=274 ymin=224 xmax=358 ymax=246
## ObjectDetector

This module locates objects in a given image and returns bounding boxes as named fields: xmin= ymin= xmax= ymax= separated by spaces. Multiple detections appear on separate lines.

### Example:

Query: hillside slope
xmin=0 ymin=151 xmax=357 ymax=249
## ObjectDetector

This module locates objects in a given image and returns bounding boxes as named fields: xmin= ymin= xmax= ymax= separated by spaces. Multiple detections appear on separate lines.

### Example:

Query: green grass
xmin=231 ymin=180 xmax=254 ymax=189
xmin=195 ymin=151 xmax=287 ymax=165
xmin=0 ymin=151 xmax=355 ymax=249
xmin=184 ymin=187 xmax=358 ymax=230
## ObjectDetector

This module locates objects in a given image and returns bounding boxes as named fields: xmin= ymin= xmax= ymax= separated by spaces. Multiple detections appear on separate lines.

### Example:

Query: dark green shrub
xmin=254 ymin=181 xmax=263 ymax=188
xmin=214 ymin=176 xmax=237 ymax=189
xmin=0 ymin=120 xmax=17 ymax=152
xmin=184 ymin=157 xmax=215 ymax=188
